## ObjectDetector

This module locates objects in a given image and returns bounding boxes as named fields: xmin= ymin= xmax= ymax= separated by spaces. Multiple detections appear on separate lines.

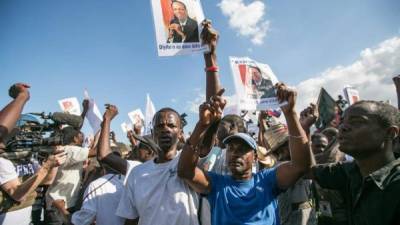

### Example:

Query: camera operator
xmin=45 ymin=124 xmax=99 ymax=225
xmin=0 ymin=83 xmax=67 ymax=225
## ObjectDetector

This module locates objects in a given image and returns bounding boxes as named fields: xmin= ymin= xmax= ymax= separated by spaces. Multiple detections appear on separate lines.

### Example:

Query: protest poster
xmin=343 ymin=86 xmax=360 ymax=105
xmin=229 ymin=57 xmax=280 ymax=111
xmin=145 ymin=94 xmax=156 ymax=135
xmin=83 ymin=90 xmax=103 ymax=133
xmin=58 ymin=97 xmax=81 ymax=116
xmin=151 ymin=0 xmax=208 ymax=56
xmin=128 ymin=109 xmax=145 ymax=134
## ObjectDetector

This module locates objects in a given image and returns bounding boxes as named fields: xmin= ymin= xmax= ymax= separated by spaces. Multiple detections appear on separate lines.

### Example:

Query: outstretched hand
xmin=201 ymin=19 xmax=219 ymax=55
xmin=275 ymin=83 xmax=297 ymax=114
xmin=103 ymin=104 xmax=118 ymax=121
xmin=199 ymin=88 xmax=226 ymax=126
xmin=8 ymin=83 xmax=30 ymax=100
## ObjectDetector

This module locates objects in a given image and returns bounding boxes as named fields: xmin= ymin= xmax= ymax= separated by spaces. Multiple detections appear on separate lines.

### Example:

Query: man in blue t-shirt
xmin=178 ymin=83 xmax=314 ymax=225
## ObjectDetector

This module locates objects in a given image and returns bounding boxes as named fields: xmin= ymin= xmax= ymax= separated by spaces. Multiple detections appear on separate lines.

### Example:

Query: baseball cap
xmin=223 ymin=133 xmax=257 ymax=150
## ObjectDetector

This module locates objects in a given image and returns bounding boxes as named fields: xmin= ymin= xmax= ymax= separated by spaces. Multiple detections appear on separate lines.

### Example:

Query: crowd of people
xmin=1 ymin=22 xmax=399 ymax=225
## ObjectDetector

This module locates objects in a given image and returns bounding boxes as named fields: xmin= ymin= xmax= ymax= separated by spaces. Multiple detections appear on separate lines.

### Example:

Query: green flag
xmin=316 ymin=88 xmax=337 ymax=130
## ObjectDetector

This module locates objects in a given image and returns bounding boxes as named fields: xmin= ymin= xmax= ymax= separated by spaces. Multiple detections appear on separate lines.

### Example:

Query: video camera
xmin=1 ymin=112 xmax=83 ymax=159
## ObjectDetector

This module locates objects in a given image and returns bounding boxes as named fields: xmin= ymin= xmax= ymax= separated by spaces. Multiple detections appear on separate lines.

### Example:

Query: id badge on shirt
xmin=319 ymin=201 xmax=333 ymax=217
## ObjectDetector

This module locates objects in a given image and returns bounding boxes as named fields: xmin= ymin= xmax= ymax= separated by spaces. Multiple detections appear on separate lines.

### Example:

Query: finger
xmin=216 ymin=88 xmax=225 ymax=97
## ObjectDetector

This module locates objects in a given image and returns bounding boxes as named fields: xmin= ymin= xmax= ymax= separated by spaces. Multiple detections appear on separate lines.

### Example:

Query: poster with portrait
xmin=128 ymin=109 xmax=145 ymax=134
xmin=151 ymin=0 xmax=209 ymax=56
xmin=343 ymin=86 xmax=360 ymax=105
xmin=58 ymin=97 xmax=81 ymax=116
xmin=229 ymin=57 xmax=281 ymax=111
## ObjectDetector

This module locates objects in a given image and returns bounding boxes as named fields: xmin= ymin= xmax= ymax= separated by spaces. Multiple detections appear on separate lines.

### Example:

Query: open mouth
xmin=159 ymin=135 xmax=172 ymax=143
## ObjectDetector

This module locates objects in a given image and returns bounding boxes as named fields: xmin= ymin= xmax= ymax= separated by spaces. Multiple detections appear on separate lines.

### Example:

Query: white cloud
xmin=295 ymin=36 xmax=400 ymax=111
xmin=186 ymin=90 xmax=238 ymax=114
xmin=218 ymin=0 xmax=270 ymax=45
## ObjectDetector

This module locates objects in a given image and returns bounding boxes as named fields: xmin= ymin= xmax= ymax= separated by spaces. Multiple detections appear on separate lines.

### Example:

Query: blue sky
xmin=1 ymin=0 xmax=399 ymax=141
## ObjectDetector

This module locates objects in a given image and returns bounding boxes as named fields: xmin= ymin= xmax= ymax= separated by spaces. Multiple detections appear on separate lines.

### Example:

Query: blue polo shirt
xmin=207 ymin=168 xmax=280 ymax=225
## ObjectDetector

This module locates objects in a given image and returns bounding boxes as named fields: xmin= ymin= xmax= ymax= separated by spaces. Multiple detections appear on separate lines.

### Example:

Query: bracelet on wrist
xmin=205 ymin=66 xmax=219 ymax=73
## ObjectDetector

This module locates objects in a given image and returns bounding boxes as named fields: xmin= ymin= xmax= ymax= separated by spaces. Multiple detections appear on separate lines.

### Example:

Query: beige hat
xmin=256 ymin=146 xmax=276 ymax=168
xmin=264 ymin=123 xmax=289 ymax=152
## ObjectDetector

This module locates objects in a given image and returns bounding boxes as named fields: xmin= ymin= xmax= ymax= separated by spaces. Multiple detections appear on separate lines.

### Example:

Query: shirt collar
xmin=368 ymin=158 xmax=400 ymax=190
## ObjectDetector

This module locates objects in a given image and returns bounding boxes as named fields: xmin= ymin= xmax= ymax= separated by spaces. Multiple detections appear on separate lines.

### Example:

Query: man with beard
xmin=178 ymin=83 xmax=314 ymax=225
xmin=310 ymin=101 xmax=400 ymax=225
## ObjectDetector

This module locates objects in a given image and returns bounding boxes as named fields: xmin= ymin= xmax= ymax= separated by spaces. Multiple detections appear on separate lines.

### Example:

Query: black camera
xmin=1 ymin=112 xmax=83 ymax=159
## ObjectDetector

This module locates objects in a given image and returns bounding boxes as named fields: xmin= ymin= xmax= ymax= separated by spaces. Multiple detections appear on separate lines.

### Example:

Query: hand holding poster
xmin=58 ymin=97 xmax=81 ymax=115
xmin=128 ymin=109 xmax=145 ymax=134
xmin=121 ymin=122 xmax=133 ymax=133
xmin=151 ymin=0 xmax=209 ymax=56
xmin=229 ymin=57 xmax=281 ymax=111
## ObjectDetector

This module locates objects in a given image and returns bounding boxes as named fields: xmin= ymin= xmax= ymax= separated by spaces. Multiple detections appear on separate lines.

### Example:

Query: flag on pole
xmin=145 ymin=94 xmax=156 ymax=135
xmin=315 ymin=88 xmax=337 ymax=130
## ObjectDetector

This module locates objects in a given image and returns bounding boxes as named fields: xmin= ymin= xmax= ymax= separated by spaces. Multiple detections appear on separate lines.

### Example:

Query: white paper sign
xmin=128 ymin=109 xmax=145 ymax=126
xmin=145 ymin=94 xmax=156 ymax=135
xmin=83 ymin=90 xmax=103 ymax=133
xmin=343 ymin=86 xmax=360 ymax=105
xmin=229 ymin=57 xmax=281 ymax=111
xmin=121 ymin=122 xmax=133 ymax=133
xmin=151 ymin=0 xmax=209 ymax=56
xmin=58 ymin=97 xmax=81 ymax=115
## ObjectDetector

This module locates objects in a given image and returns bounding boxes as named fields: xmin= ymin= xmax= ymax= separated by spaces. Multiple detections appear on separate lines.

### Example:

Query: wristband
xmin=205 ymin=66 xmax=219 ymax=73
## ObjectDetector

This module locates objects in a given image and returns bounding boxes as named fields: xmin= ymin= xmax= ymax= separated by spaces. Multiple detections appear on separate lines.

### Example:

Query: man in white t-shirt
xmin=71 ymin=152 xmax=141 ymax=225
xmin=45 ymin=126 xmax=98 ymax=225
xmin=99 ymin=104 xmax=199 ymax=225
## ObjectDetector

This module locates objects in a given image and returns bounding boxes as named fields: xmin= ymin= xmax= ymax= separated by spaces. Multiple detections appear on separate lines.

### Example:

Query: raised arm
xmin=275 ymin=83 xmax=314 ymax=189
xmin=198 ymin=20 xmax=221 ymax=156
xmin=178 ymin=89 xmax=226 ymax=194
xmin=78 ymin=99 xmax=89 ymax=130
xmin=202 ymin=20 xmax=221 ymax=100
xmin=299 ymin=103 xmax=319 ymax=140
xmin=97 ymin=104 xmax=128 ymax=174
xmin=0 ymin=83 xmax=30 ymax=142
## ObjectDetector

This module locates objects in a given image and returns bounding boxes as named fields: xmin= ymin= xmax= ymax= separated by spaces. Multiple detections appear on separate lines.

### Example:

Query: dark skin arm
xmin=178 ymin=89 xmax=226 ymax=194
xmin=97 ymin=104 xmax=128 ymax=174
xmin=258 ymin=111 xmax=271 ymax=149
xmin=274 ymin=83 xmax=315 ymax=189
xmin=393 ymin=75 xmax=400 ymax=109
xmin=0 ymin=83 xmax=30 ymax=142
xmin=79 ymin=99 xmax=89 ymax=130
xmin=87 ymin=131 xmax=100 ymax=157
xmin=198 ymin=20 xmax=222 ymax=157
xmin=299 ymin=103 xmax=319 ymax=141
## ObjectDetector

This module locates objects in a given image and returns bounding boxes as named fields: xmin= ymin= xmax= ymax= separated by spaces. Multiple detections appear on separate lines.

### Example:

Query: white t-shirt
xmin=116 ymin=152 xmax=199 ymax=225
xmin=71 ymin=173 xmax=126 ymax=225
xmin=125 ymin=160 xmax=141 ymax=184
xmin=46 ymin=145 xmax=89 ymax=208
xmin=0 ymin=158 xmax=32 ymax=225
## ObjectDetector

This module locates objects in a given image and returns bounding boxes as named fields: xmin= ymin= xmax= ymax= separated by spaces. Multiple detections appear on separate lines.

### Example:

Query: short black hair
xmin=62 ymin=126 xmax=81 ymax=144
xmin=152 ymin=107 xmax=183 ymax=129
xmin=351 ymin=101 xmax=400 ymax=129
xmin=311 ymin=133 xmax=328 ymax=142
xmin=221 ymin=114 xmax=247 ymax=133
